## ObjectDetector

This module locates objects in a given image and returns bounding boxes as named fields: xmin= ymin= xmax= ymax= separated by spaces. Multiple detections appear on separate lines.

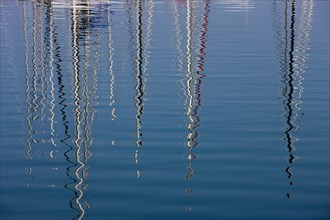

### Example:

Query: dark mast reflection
xmin=23 ymin=0 xmax=78 ymax=210
xmin=127 ymin=0 xmax=153 ymax=178
xmin=284 ymin=0 xmax=296 ymax=199
xmin=133 ymin=0 xmax=143 ymax=178
xmin=48 ymin=1 xmax=80 ymax=216
xmin=273 ymin=0 xmax=313 ymax=199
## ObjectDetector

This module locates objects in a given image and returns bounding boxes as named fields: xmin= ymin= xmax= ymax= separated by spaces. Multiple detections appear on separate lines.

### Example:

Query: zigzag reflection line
xmin=107 ymin=0 xmax=116 ymax=120
xmin=134 ymin=0 xmax=143 ymax=170
xmin=23 ymin=1 xmax=33 ymax=160
xmin=72 ymin=1 xmax=85 ymax=218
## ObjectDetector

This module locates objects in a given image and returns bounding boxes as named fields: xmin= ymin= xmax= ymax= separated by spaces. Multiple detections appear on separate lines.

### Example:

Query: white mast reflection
xmin=72 ymin=0 xmax=87 ymax=218
xmin=71 ymin=0 xmax=99 ymax=217
xmin=38 ymin=0 xmax=47 ymax=124
xmin=49 ymin=0 xmax=57 ymax=157
xmin=171 ymin=1 xmax=184 ymax=73
xmin=173 ymin=0 xmax=210 ymax=211
xmin=107 ymin=0 xmax=116 ymax=122
xmin=293 ymin=0 xmax=313 ymax=123
xmin=23 ymin=0 xmax=33 ymax=161
xmin=185 ymin=1 xmax=195 ymax=209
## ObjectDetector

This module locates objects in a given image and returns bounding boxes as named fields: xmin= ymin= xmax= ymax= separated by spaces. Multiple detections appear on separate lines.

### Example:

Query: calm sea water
xmin=0 ymin=0 xmax=329 ymax=219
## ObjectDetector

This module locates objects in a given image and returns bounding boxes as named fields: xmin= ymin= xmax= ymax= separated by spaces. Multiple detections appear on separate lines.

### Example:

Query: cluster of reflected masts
xmin=21 ymin=0 xmax=204 ymax=218
xmin=20 ymin=0 xmax=312 ymax=219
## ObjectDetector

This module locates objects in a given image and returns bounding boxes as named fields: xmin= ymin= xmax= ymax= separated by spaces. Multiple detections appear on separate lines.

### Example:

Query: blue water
xmin=0 ymin=0 xmax=329 ymax=219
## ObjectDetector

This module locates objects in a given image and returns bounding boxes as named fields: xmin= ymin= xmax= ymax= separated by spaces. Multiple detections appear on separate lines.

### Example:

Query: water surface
xmin=0 ymin=0 xmax=329 ymax=219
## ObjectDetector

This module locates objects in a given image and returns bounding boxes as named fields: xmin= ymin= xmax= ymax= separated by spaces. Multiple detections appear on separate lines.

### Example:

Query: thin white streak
xmin=23 ymin=1 xmax=33 ymax=160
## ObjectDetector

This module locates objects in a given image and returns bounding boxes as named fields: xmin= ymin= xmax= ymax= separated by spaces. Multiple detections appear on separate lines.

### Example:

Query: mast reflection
xmin=185 ymin=0 xmax=195 ymax=210
xmin=132 ymin=0 xmax=153 ymax=178
xmin=23 ymin=0 xmax=33 ymax=161
xmin=50 ymin=2 xmax=80 ymax=217
xmin=71 ymin=0 xmax=98 ymax=218
xmin=143 ymin=0 xmax=154 ymax=93
xmin=172 ymin=0 xmax=210 ymax=211
xmin=134 ymin=0 xmax=143 ymax=169
xmin=107 ymin=0 xmax=116 ymax=122
xmin=24 ymin=0 xmax=53 ymax=181
xmin=273 ymin=0 xmax=314 ymax=199
xmin=22 ymin=0 xmax=152 ymax=218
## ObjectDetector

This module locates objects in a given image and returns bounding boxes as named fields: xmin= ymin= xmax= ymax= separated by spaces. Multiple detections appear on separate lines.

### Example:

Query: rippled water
xmin=0 ymin=0 xmax=329 ymax=219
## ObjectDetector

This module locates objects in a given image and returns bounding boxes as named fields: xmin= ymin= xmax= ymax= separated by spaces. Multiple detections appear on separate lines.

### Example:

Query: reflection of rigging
xmin=24 ymin=0 xmax=51 ymax=178
xmin=23 ymin=0 xmax=79 ymax=200
xmin=132 ymin=0 xmax=153 ymax=178
xmin=23 ymin=0 xmax=33 ymax=161
xmin=142 ymin=0 xmax=154 ymax=93
xmin=48 ymin=2 xmax=57 ymax=158
xmin=175 ymin=0 xmax=210 ymax=211
xmin=273 ymin=0 xmax=313 ymax=199
xmin=71 ymin=0 xmax=96 ymax=218
xmin=185 ymin=1 xmax=195 ymax=210
xmin=107 ymin=0 xmax=116 ymax=122
xmin=284 ymin=0 xmax=296 ymax=199
xmin=72 ymin=1 xmax=86 ymax=218
xmin=48 ymin=2 xmax=79 ymax=217
xmin=293 ymin=0 xmax=314 ymax=119
xmin=134 ymin=0 xmax=143 ymax=177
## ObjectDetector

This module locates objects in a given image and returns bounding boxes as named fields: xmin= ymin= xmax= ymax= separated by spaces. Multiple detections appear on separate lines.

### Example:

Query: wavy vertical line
xmin=293 ymin=0 xmax=313 ymax=126
xmin=31 ymin=1 xmax=37 ymax=118
xmin=126 ymin=0 xmax=136 ymax=70
xmin=23 ymin=1 xmax=33 ymax=160
xmin=285 ymin=0 xmax=296 ymax=199
xmin=184 ymin=0 xmax=210 ymax=210
xmin=49 ymin=2 xmax=78 ymax=215
xmin=72 ymin=1 xmax=85 ymax=218
xmin=278 ymin=0 xmax=296 ymax=199
xmin=186 ymin=0 xmax=194 ymax=122
xmin=83 ymin=47 xmax=89 ymax=165
xmin=274 ymin=0 xmax=301 ymax=199
xmin=81 ymin=31 xmax=92 ymax=201
xmin=192 ymin=0 xmax=210 ymax=134
xmin=142 ymin=0 xmax=153 ymax=93
xmin=82 ymin=24 xmax=91 ymax=164
xmin=171 ymin=1 xmax=184 ymax=73
xmin=185 ymin=0 xmax=196 ymax=211
xmin=171 ymin=0 xmax=187 ymax=112
xmin=48 ymin=2 xmax=56 ymax=145
xmin=107 ymin=1 xmax=116 ymax=121
xmin=82 ymin=9 xmax=95 ymax=192
xmin=31 ymin=0 xmax=39 ymax=153
xmin=37 ymin=1 xmax=47 ymax=124
xmin=133 ymin=0 xmax=143 ymax=176
xmin=31 ymin=0 xmax=38 ymax=120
